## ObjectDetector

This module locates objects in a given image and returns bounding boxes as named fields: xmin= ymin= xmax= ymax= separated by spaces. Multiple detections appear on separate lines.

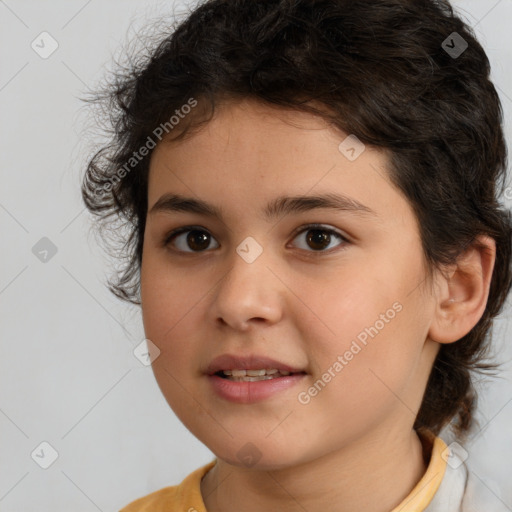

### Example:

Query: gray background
xmin=1 ymin=1 xmax=511 ymax=511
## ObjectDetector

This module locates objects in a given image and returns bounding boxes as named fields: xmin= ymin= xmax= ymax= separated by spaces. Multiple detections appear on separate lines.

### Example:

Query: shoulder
xmin=419 ymin=433 xmax=511 ymax=512
xmin=430 ymin=441 xmax=510 ymax=512
xmin=461 ymin=467 xmax=511 ymax=512
xmin=425 ymin=438 xmax=468 ymax=512
xmin=119 ymin=460 xmax=217 ymax=512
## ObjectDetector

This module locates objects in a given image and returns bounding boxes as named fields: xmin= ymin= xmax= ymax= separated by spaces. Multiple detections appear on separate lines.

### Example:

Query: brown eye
xmin=305 ymin=229 xmax=332 ymax=251
xmin=185 ymin=231 xmax=211 ymax=251
xmin=164 ymin=224 xmax=348 ymax=255
xmin=165 ymin=228 xmax=219 ymax=252
xmin=291 ymin=224 xmax=347 ymax=252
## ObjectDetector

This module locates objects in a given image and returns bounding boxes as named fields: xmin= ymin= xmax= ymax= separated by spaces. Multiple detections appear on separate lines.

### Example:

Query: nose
xmin=209 ymin=247 xmax=284 ymax=331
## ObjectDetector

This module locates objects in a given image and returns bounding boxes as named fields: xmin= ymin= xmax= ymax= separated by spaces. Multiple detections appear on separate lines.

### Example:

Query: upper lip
xmin=206 ymin=354 xmax=306 ymax=375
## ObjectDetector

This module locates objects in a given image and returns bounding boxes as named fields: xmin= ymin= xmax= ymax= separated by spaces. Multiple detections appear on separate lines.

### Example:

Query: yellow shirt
xmin=119 ymin=434 xmax=466 ymax=512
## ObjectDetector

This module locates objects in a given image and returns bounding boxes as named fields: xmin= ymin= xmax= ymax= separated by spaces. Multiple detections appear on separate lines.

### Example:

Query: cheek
xmin=140 ymin=255 xmax=202 ymax=367
xmin=299 ymin=271 xmax=400 ymax=355
xmin=298 ymin=264 xmax=430 ymax=400
xmin=140 ymin=263 xmax=204 ymax=416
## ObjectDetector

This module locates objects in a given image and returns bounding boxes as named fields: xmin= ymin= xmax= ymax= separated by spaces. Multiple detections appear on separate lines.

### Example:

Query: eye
xmin=290 ymin=224 xmax=348 ymax=252
xmin=164 ymin=226 xmax=219 ymax=253
xmin=163 ymin=223 xmax=348 ymax=254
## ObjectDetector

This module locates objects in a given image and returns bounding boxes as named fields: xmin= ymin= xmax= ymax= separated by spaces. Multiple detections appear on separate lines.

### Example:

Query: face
xmin=140 ymin=98 xmax=440 ymax=469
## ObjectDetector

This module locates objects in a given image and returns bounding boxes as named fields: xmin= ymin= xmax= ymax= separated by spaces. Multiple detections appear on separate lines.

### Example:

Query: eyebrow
xmin=149 ymin=192 xmax=377 ymax=222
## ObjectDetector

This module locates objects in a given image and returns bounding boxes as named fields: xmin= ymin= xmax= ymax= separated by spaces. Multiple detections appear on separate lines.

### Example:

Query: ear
xmin=428 ymin=235 xmax=496 ymax=344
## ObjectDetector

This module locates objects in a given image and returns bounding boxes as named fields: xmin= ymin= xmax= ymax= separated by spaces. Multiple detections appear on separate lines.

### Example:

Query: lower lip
xmin=208 ymin=374 xmax=307 ymax=403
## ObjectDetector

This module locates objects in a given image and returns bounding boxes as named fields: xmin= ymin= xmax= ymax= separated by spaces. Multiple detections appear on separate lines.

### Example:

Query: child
xmin=82 ymin=0 xmax=512 ymax=510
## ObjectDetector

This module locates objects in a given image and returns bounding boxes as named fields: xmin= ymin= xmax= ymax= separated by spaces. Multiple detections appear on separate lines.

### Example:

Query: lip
xmin=205 ymin=353 xmax=307 ymax=404
xmin=205 ymin=353 xmax=306 ymax=375
xmin=208 ymin=373 xmax=307 ymax=403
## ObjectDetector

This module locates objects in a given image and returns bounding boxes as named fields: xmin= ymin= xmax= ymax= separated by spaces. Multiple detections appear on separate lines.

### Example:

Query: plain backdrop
xmin=1 ymin=1 xmax=511 ymax=511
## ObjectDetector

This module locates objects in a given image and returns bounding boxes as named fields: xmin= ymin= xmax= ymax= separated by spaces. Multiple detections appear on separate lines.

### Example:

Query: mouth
xmin=214 ymin=368 xmax=307 ymax=382
xmin=208 ymin=369 xmax=307 ymax=404
xmin=205 ymin=354 xmax=308 ymax=403
xmin=206 ymin=353 xmax=307 ymax=378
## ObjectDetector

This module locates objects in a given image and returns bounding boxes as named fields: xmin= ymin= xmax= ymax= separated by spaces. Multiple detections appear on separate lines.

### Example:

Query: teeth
xmin=220 ymin=368 xmax=295 ymax=381
xmin=223 ymin=368 xmax=285 ymax=376
xmin=246 ymin=369 xmax=266 ymax=376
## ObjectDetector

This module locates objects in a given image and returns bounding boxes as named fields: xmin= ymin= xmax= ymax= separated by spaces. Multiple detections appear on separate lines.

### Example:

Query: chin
xmin=207 ymin=440 xmax=308 ymax=471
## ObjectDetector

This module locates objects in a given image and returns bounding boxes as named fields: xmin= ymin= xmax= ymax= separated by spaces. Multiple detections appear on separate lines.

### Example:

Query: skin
xmin=140 ymin=98 xmax=495 ymax=512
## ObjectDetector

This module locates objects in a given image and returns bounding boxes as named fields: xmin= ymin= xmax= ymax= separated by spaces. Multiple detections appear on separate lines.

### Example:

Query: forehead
xmin=147 ymin=98 xmax=413 ymax=228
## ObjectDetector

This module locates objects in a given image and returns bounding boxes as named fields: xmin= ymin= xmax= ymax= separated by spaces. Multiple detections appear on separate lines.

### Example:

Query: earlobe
xmin=428 ymin=236 xmax=496 ymax=344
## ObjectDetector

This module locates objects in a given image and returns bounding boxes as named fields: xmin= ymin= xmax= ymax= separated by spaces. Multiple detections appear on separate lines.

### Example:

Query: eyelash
xmin=162 ymin=223 xmax=350 ymax=255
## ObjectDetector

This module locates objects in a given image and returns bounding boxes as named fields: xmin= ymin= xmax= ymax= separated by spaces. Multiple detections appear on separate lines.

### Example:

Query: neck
xmin=201 ymin=428 xmax=428 ymax=512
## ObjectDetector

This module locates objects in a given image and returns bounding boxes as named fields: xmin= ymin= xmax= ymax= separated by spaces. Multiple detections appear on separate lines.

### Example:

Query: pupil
xmin=307 ymin=229 xmax=329 ymax=250
xmin=188 ymin=231 xmax=209 ymax=251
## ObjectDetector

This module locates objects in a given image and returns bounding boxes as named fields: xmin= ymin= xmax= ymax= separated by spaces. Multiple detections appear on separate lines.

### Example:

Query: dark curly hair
xmin=81 ymin=0 xmax=512 ymax=440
